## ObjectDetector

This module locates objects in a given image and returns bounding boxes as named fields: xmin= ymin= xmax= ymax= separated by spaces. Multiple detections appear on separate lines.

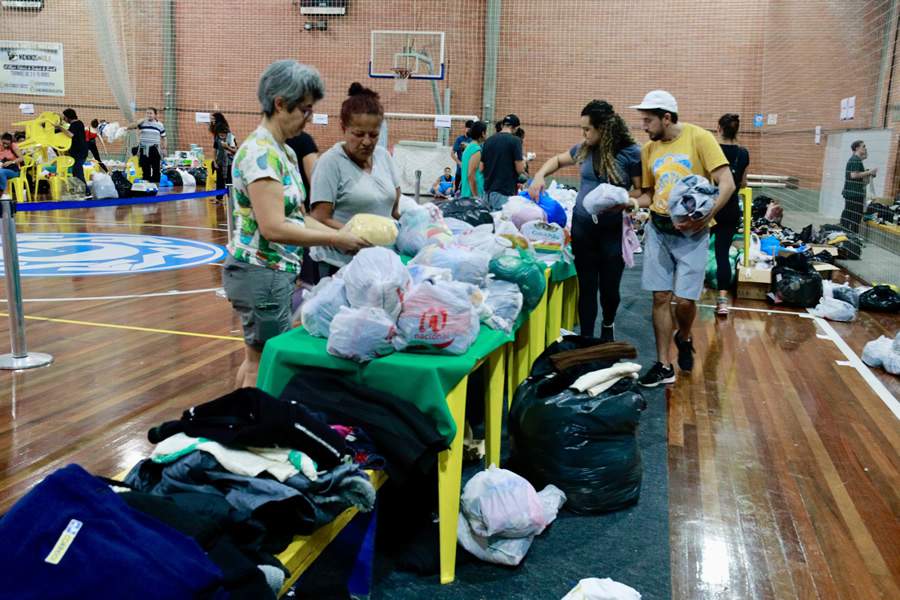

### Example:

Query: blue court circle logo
xmin=1 ymin=233 xmax=226 ymax=276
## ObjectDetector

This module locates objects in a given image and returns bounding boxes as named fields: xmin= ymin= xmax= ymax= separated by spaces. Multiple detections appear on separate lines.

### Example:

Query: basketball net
xmin=392 ymin=67 xmax=411 ymax=93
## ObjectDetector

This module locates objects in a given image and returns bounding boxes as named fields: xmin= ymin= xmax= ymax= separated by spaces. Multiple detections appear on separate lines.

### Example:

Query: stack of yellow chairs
xmin=13 ymin=112 xmax=75 ymax=200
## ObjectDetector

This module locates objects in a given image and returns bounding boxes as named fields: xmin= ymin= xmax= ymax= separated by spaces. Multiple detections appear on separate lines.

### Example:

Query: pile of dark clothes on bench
xmin=0 ymin=370 xmax=446 ymax=600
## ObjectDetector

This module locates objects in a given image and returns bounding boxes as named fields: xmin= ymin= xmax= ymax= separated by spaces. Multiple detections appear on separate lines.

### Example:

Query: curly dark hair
xmin=573 ymin=100 xmax=635 ymax=185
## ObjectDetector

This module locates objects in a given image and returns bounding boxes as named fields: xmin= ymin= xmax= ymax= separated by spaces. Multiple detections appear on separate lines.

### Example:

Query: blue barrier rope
xmin=15 ymin=189 xmax=228 ymax=212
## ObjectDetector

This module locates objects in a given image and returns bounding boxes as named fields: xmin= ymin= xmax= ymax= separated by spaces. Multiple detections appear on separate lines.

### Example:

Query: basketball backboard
xmin=369 ymin=30 xmax=445 ymax=80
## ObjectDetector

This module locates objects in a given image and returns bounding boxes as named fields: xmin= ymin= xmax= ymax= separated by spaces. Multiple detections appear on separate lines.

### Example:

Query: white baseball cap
xmin=630 ymin=90 xmax=678 ymax=114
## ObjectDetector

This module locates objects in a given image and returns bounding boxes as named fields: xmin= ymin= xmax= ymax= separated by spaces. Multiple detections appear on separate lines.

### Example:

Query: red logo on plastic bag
xmin=419 ymin=307 xmax=448 ymax=333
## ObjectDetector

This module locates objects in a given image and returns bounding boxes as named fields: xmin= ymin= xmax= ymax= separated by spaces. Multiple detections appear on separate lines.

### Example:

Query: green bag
xmin=490 ymin=251 xmax=547 ymax=312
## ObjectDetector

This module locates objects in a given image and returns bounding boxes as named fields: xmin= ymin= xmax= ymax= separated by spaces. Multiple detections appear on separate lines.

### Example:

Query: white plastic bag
xmin=561 ymin=578 xmax=642 ymax=600
xmin=326 ymin=306 xmax=397 ymax=362
xmin=862 ymin=336 xmax=893 ymax=369
xmin=520 ymin=221 xmax=567 ymax=246
xmin=410 ymin=244 xmax=491 ymax=286
xmin=396 ymin=281 xmax=480 ymax=355
xmin=893 ymin=332 xmax=900 ymax=354
xmin=583 ymin=183 xmax=629 ymax=215
xmin=396 ymin=202 xmax=453 ymax=255
xmin=483 ymin=279 xmax=523 ymax=333
xmin=341 ymin=247 xmax=410 ymax=319
xmin=407 ymin=264 xmax=453 ymax=286
xmin=300 ymin=277 xmax=348 ymax=338
xmin=397 ymin=194 xmax=418 ymax=215
xmin=176 ymin=168 xmax=196 ymax=188
xmin=456 ymin=466 xmax=566 ymax=566
xmin=90 ymin=172 xmax=118 ymax=199
xmin=443 ymin=217 xmax=474 ymax=235
xmin=809 ymin=297 xmax=856 ymax=322
xmin=454 ymin=225 xmax=512 ymax=259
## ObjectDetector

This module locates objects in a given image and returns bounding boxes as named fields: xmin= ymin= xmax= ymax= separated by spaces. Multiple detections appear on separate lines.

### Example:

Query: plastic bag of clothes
xmin=443 ymin=217 xmax=474 ymax=235
xmin=440 ymin=197 xmax=493 ymax=228
xmin=410 ymin=244 xmax=492 ymax=286
xmin=90 ymin=172 xmax=118 ymax=199
xmin=454 ymin=225 xmax=512 ymax=259
xmin=327 ymin=306 xmax=398 ymax=362
xmin=396 ymin=202 xmax=453 ymax=255
xmin=396 ymin=281 xmax=480 ymax=355
xmin=407 ymin=264 xmax=453 ymax=285
xmin=520 ymin=221 xmax=568 ymax=248
xmin=519 ymin=189 xmax=567 ymax=227
xmin=509 ymin=376 xmax=646 ymax=513
xmin=483 ymin=279 xmax=523 ymax=333
xmin=489 ymin=252 xmax=547 ymax=311
xmin=561 ymin=578 xmax=642 ymax=600
xmin=809 ymin=297 xmax=856 ymax=322
xmin=300 ymin=276 xmax=348 ymax=338
xmin=823 ymin=281 xmax=861 ymax=307
xmin=188 ymin=167 xmax=207 ymax=187
xmin=308 ymin=245 xmax=353 ymax=269
xmin=511 ymin=203 xmax=548 ymax=231
xmin=457 ymin=466 xmax=566 ymax=566
xmin=176 ymin=168 xmax=196 ymax=188
xmin=342 ymin=213 xmax=398 ymax=247
xmin=862 ymin=335 xmax=900 ymax=375
xmin=162 ymin=168 xmax=182 ymax=186
xmin=341 ymin=247 xmax=411 ymax=319
xmin=583 ymin=183 xmax=630 ymax=216
xmin=668 ymin=174 xmax=717 ymax=223
xmin=859 ymin=285 xmax=900 ymax=313
xmin=771 ymin=253 xmax=823 ymax=308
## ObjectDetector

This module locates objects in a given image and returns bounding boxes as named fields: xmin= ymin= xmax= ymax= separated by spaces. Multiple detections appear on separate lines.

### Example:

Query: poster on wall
xmin=0 ymin=40 xmax=64 ymax=96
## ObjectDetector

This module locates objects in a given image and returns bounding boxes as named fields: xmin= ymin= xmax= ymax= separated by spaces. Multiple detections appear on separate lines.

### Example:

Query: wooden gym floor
xmin=0 ymin=199 xmax=897 ymax=599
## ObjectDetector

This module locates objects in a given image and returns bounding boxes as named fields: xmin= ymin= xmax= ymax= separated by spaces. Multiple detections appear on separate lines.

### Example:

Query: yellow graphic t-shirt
xmin=640 ymin=123 xmax=729 ymax=215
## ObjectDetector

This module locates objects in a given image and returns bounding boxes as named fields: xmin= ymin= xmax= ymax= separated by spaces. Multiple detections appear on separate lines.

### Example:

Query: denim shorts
xmin=222 ymin=255 xmax=297 ymax=349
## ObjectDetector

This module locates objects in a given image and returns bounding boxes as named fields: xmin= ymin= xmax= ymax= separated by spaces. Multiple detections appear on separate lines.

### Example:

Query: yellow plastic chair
xmin=13 ymin=112 xmax=71 ymax=154
xmin=7 ymin=155 xmax=34 ymax=202
xmin=203 ymin=159 xmax=217 ymax=190
xmin=35 ymin=155 xmax=75 ymax=200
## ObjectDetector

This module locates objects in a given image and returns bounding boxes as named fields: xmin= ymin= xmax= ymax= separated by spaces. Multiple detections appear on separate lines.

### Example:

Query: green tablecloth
xmin=257 ymin=325 xmax=511 ymax=444
xmin=549 ymin=258 xmax=576 ymax=282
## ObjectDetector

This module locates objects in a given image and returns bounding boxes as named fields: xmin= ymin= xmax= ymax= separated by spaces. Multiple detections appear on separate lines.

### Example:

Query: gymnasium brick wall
xmin=0 ymin=0 xmax=897 ymax=201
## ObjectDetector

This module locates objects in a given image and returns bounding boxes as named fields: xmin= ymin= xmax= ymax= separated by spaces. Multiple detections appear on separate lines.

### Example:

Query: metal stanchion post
xmin=414 ymin=170 xmax=422 ymax=204
xmin=0 ymin=198 xmax=52 ymax=370
xmin=224 ymin=183 xmax=234 ymax=246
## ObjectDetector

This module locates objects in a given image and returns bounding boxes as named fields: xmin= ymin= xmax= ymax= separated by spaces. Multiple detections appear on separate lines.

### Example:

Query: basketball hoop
xmin=391 ymin=67 xmax=411 ymax=93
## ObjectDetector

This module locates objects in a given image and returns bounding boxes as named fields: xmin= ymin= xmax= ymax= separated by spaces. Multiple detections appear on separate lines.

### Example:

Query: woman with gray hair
xmin=223 ymin=59 xmax=369 ymax=388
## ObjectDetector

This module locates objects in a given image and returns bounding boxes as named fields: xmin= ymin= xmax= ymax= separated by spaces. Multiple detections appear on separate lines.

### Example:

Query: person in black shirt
xmin=481 ymin=113 xmax=525 ymax=210
xmin=713 ymin=113 xmax=750 ymax=316
xmin=285 ymin=131 xmax=319 ymax=208
xmin=56 ymin=108 xmax=88 ymax=184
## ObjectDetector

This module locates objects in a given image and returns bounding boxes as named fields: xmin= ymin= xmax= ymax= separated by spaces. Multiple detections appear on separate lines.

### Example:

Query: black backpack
xmin=111 ymin=171 xmax=132 ymax=198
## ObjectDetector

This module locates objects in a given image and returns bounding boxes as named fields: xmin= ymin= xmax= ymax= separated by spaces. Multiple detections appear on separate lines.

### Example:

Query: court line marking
xmin=0 ymin=288 xmax=223 ymax=303
xmin=698 ymin=302 xmax=899 ymax=418
xmin=0 ymin=312 xmax=243 ymax=342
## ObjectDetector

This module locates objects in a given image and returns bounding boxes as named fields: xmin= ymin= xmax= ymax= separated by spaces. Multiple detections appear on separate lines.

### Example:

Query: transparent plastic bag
xmin=862 ymin=336 xmax=892 ymax=369
xmin=454 ymin=225 xmax=512 ymax=259
xmin=511 ymin=203 xmax=547 ymax=231
xmin=583 ymin=183 xmax=629 ymax=215
xmin=341 ymin=247 xmax=410 ymax=319
xmin=407 ymin=264 xmax=453 ymax=285
xmin=90 ymin=173 xmax=118 ymax=199
xmin=809 ymin=297 xmax=856 ymax=322
xmin=396 ymin=202 xmax=453 ymax=256
xmin=410 ymin=244 xmax=492 ymax=286
xmin=396 ymin=281 xmax=480 ymax=354
xmin=561 ymin=578 xmax=642 ymax=600
xmin=489 ymin=252 xmax=547 ymax=311
xmin=443 ymin=217 xmax=474 ymax=235
xmin=520 ymin=221 xmax=567 ymax=246
xmin=300 ymin=276 xmax=348 ymax=338
xmin=456 ymin=466 xmax=565 ymax=566
xmin=326 ymin=306 xmax=398 ymax=363
xmin=308 ymin=245 xmax=353 ymax=268
xmin=483 ymin=279 xmax=523 ymax=333
xmin=341 ymin=213 xmax=398 ymax=247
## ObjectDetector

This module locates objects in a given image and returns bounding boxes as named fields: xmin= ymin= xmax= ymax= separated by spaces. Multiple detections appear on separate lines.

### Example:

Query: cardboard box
xmin=737 ymin=266 xmax=772 ymax=300
xmin=870 ymin=196 xmax=893 ymax=206
xmin=813 ymin=263 xmax=841 ymax=280
xmin=808 ymin=244 xmax=839 ymax=257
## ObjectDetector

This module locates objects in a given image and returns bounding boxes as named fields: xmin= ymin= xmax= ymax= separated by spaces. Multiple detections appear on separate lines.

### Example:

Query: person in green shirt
xmin=460 ymin=120 xmax=487 ymax=198
xmin=840 ymin=140 xmax=877 ymax=234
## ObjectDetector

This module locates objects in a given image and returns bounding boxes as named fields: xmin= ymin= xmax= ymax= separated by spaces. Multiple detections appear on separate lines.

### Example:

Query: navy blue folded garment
xmin=147 ymin=386 xmax=351 ymax=470
xmin=0 ymin=464 xmax=225 ymax=600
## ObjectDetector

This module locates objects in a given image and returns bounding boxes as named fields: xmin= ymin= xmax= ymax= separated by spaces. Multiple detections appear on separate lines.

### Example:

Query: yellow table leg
xmin=562 ymin=277 xmax=578 ymax=330
xmin=528 ymin=274 xmax=549 ymax=366
xmin=483 ymin=346 xmax=505 ymax=468
xmin=513 ymin=318 xmax=531 ymax=391
xmin=438 ymin=376 xmax=467 ymax=585
xmin=546 ymin=279 xmax=564 ymax=346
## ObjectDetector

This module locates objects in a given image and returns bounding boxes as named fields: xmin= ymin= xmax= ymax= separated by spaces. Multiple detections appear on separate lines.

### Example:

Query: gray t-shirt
xmin=310 ymin=143 xmax=400 ymax=223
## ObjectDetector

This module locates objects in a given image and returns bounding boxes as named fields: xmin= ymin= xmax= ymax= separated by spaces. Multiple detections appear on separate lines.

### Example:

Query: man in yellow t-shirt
xmin=630 ymin=90 xmax=735 ymax=387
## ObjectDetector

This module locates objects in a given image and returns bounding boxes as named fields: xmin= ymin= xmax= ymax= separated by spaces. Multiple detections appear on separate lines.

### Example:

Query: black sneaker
xmin=638 ymin=362 xmax=676 ymax=388
xmin=674 ymin=330 xmax=695 ymax=372
xmin=599 ymin=323 xmax=615 ymax=343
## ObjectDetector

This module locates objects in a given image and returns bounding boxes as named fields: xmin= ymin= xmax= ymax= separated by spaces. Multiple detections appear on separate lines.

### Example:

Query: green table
xmin=257 ymin=324 xmax=511 ymax=444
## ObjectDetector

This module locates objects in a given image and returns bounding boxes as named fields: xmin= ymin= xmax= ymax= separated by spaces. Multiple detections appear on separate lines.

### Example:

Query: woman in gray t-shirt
xmin=310 ymin=83 xmax=400 ymax=227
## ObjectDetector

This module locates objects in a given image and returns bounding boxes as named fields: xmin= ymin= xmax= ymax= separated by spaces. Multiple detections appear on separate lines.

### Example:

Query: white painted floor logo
xmin=1 ymin=233 xmax=226 ymax=276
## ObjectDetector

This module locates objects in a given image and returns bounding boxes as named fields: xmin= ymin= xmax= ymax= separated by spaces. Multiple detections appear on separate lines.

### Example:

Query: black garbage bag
xmin=859 ymin=285 xmax=900 ymax=313
xmin=111 ymin=171 xmax=133 ymax=198
xmin=440 ymin=197 xmax=493 ymax=228
xmin=771 ymin=253 xmax=822 ymax=307
xmin=509 ymin=377 xmax=647 ymax=514
xmin=837 ymin=236 xmax=863 ymax=260
xmin=189 ymin=167 xmax=208 ymax=187
xmin=813 ymin=250 xmax=835 ymax=265
xmin=529 ymin=335 xmax=614 ymax=396
xmin=162 ymin=168 xmax=182 ymax=186
xmin=751 ymin=195 xmax=772 ymax=220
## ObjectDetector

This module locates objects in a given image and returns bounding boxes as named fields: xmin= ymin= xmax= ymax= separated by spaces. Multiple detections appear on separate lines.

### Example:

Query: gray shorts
xmin=222 ymin=255 xmax=297 ymax=349
xmin=485 ymin=191 xmax=512 ymax=211
xmin=641 ymin=222 xmax=709 ymax=301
